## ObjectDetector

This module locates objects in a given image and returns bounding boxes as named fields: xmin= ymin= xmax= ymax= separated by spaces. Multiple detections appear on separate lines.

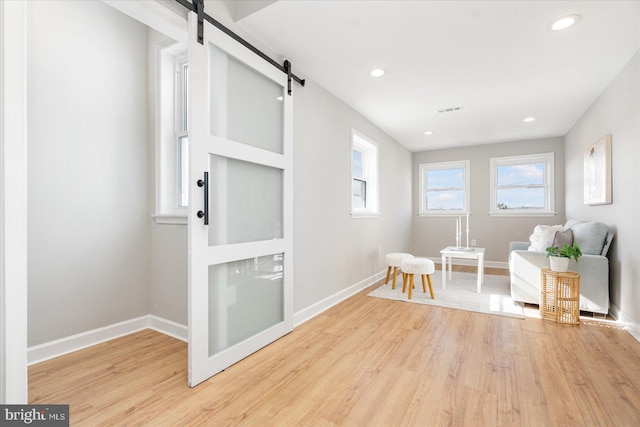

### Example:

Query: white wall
xmin=564 ymin=51 xmax=640 ymax=325
xmin=293 ymin=80 xmax=413 ymax=311
xmin=27 ymin=0 xmax=150 ymax=345
xmin=412 ymin=137 xmax=566 ymax=263
xmin=148 ymin=225 xmax=187 ymax=324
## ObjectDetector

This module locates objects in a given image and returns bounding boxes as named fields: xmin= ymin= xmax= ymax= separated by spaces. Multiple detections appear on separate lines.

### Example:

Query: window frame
xmin=175 ymin=56 xmax=189 ymax=209
xmin=350 ymin=130 xmax=380 ymax=218
xmin=489 ymin=152 xmax=555 ymax=217
xmin=153 ymin=41 xmax=189 ymax=224
xmin=419 ymin=160 xmax=470 ymax=216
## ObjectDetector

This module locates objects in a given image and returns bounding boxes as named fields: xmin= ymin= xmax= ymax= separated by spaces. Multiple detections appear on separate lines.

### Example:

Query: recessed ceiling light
xmin=550 ymin=14 xmax=581 ymax=31
xmin=424 ymin=131 xmax=433 ymax=135
xmin=276 ymin=96 xmax=284 ymax=101
xmin=370 ymin=68 xmax=385 ymax=77
xmin=523 ymin=117 xmax=536 ymax=122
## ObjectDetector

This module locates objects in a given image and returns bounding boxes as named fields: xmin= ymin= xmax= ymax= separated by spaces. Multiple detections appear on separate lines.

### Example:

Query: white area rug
xmin=368 ymin=271 xmax=524 ymax=319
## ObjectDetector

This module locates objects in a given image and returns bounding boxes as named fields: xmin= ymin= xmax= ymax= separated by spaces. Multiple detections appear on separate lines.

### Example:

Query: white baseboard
xmin=609 ymin=302 xmax=621 ymax=321
xmin=30 ymin=271 xmax=387 ymax=364
xmin=34 ymin=263 xmax=521 ymax=364
xmin=29 ymin=271 xmax=387 ymax=365
xmin=28 ymin=315 xmax=187 ymax=366
xmin=147 ymin=315 xmax=188 ymax=342
xmin=609 ymin=303 xmax=640 ymax=343
xmin=293 ymin=270 xmax=386 ymax=327
xmin=27 ymin=288 xmax=640 ymax=367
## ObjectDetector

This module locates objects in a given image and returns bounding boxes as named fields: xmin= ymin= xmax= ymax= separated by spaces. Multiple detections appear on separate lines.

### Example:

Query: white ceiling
xmin=235 ymin=1 xmax=639 ymax=152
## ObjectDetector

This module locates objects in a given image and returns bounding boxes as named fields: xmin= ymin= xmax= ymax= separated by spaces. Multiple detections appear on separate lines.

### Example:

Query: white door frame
xmin=0 ymin=0 xmax=28 ymax=404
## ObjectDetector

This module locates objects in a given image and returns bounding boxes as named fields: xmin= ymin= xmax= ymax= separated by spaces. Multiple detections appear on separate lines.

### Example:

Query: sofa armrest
xmin=573 ymin=254 xmax=610 ymax=313
xmin=509 ymin=241 xmax=530 ymax=252
xmin=509 ymin=250 xmax=610 ymax=314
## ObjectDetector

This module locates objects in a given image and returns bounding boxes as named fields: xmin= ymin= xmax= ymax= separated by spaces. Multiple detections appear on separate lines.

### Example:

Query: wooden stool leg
xmin=421 ymin=274 xmax=427 ymax=293
xmin=408 ymin=274 xmax=415 ymax=299
xmin=385 ymin=266 xmax=392 ymax=284
xmin=426 ymin=274 xmax=435 ymax=299
xmin=392 ymin=267 xmax=398 ymax=289
xmin=402 ymin=272 xmax=408 ymax=293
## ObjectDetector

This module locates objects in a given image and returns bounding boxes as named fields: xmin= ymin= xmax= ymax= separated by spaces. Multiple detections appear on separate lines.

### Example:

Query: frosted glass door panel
xmin=208 ymin=44 xmax=283 ymax=154
xmin=208 ymin=254 xmax=284 ymax=357
xmin=208 ymin=154 xmax=283 ymax=246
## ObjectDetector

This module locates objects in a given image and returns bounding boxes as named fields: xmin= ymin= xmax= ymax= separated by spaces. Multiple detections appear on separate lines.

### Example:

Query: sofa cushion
xmin=528 ymin=224 xmax=563 ymax=252
xmin=564 ymin=220 xmax=609 ymax=255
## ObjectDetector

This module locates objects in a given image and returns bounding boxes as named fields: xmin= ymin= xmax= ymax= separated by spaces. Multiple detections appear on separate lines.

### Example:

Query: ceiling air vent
xmin=437 ymin=106 xmax=463 ymax=114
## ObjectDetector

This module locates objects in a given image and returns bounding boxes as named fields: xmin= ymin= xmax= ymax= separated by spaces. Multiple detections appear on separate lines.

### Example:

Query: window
xmin=352 ymin=148 xmax=366 ymax=208
xmin=176 ymin=60 xmax=189 ymax=208
xmin=419 ymin=160 xmax=470 ymax=215
xmin=489 ymin=153 xmax=555 ymax=216
xmin=154 ymin=42 xmax=189 ymax=224
xmin=351 ymin=130 xmax=379 ymax=217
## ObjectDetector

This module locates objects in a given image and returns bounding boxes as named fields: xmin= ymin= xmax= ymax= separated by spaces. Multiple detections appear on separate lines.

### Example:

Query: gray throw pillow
xmin=552 ymin=229 xmax=574 ymax=247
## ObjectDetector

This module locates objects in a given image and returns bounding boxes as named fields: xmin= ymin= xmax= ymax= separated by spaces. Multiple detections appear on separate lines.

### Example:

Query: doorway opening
xmin=26 ymin=0 xmax=188 ymax=381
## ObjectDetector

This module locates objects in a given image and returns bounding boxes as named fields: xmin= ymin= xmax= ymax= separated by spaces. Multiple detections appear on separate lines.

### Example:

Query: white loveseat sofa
xmin=509 ymin=220 xmax=613 ymax=315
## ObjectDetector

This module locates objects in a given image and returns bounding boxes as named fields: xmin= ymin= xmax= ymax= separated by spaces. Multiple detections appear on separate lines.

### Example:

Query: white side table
xmin=440 ymin=247 xmax=485 ymax=293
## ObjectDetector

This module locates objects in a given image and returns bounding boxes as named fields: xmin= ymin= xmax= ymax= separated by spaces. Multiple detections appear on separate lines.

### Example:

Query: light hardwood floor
xmin=30 ymin=274 xmax=640 ymax=426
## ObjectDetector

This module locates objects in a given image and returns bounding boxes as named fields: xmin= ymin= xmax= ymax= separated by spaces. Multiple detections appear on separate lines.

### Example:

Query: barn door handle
xmin=197 ymin=172 xmax=209 ymax=225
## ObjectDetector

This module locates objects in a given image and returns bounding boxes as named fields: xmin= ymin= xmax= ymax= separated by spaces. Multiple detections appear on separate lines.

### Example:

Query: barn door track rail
xmin=175 ymin=0 xmax=305 ymax=95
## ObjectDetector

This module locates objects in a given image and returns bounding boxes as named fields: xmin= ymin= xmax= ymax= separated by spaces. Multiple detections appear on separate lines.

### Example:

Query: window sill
xmin=153 ymin=213 xmax=188 ymax=225
xmin=489 ymin=211 xmax=557 ymax=217
xmin=418 ymin=212 xmax=469 ymax=217
xmin=351 ymin=211 xmax=381 ymax=219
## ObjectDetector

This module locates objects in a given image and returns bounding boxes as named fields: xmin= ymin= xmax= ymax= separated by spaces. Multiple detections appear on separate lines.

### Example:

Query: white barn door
xmin=187 ymin=13 xmax=294 ymax=387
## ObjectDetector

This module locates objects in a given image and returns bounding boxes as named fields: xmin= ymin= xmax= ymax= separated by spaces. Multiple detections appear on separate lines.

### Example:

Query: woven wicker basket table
xmin=540 ymin=269 xmax=580 ymax=325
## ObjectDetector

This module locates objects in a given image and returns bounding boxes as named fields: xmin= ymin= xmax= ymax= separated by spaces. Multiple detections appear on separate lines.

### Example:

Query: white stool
xmin=400 ymin=258 xmax=435 ymax=300
xmin=385 ymin=253 xmax=414 ymax=290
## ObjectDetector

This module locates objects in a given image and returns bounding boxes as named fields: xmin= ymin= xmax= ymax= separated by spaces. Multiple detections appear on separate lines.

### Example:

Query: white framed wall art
xmin=584 ymin=134 xmax=612 ymax=205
